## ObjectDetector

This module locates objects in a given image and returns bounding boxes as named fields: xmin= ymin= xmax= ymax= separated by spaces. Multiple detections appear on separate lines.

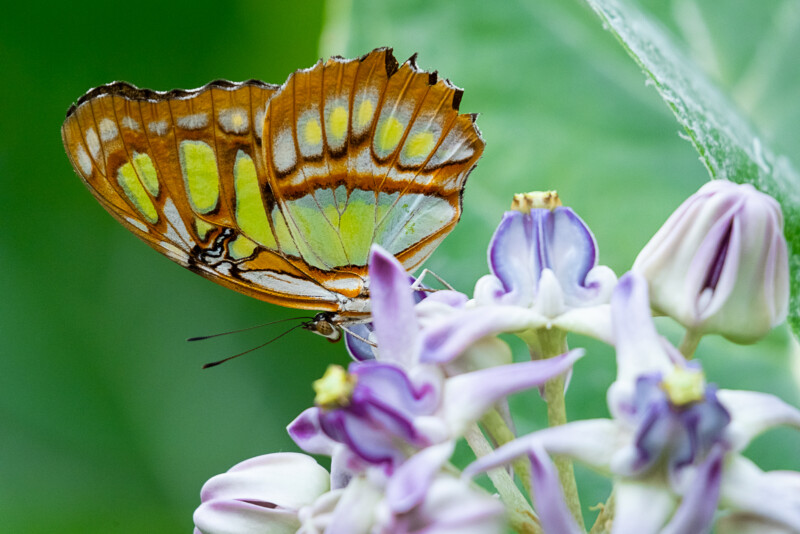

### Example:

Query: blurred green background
xmin=2 ymin=0 xmax=799 ymax=532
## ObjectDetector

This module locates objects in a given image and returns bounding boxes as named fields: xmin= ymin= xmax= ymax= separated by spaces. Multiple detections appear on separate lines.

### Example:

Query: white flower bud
xmin=193 ymin=453 xmax=330 ymax=534
xmin=633 ymin=181 xmax=789 ymax=344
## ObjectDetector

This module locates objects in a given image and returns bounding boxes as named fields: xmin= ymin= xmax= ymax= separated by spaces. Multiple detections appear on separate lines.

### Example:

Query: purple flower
xmin=633 ymin=180 xmax=789 ymax=344
xmin=484 ymin=193 xmax=615 ymax=312
xmin=289 ymin=245 xmax=584 ymax=510
xmin=419 ymin=194 xmax=616 ymax=363
xmin=466 ymin=272 xmax=800 ymax=533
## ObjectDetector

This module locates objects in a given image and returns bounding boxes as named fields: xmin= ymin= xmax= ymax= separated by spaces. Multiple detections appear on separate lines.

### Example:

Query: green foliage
xmin=585 ymin=0 xmax=800 ymax=339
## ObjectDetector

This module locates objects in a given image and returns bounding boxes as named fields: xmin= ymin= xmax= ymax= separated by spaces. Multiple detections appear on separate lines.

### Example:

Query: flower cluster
xmin=194 ymin=181 xmax=797 ymax=534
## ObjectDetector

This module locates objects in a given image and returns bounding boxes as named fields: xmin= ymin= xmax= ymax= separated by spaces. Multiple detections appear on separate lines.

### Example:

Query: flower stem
xmin=464 ymin=424 xmax=542 ymax=534
xmin=481 ymin=409 xmax=532 ymax=496
xmin=678 ymin=329 xmax=702 ymax=359
xmin=588 ymin=492 xmax=614 ymax=534
xmin=530 ymin=328 xmax=585 ymax=530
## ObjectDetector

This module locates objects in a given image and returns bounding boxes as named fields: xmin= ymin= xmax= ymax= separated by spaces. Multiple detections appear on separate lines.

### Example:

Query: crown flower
xmin=633 ymin=180 xmax=789 ymax=345
xmin=483 ymin=192 xmax=615 ymax=315
xmin=417 ymin=192 xmax=617 ymax=364
xmin=288 ymin=247 xmax=583 ymax=503
xmin=466 ymin=273 xmax=800 ymax=533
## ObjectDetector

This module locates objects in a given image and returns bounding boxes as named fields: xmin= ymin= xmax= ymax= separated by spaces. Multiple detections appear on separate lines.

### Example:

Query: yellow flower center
xmin=661 ymin=366 xmax=706 ymax=406
xmin=511 ymin=191 xmax=562 ymax=213
xmin=313 ymin=365 xmax=357 ymax=409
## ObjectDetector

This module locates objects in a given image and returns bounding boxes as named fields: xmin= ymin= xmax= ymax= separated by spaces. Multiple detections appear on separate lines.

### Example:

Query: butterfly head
xmin=303 ymin=312 xmax=342 ymax=343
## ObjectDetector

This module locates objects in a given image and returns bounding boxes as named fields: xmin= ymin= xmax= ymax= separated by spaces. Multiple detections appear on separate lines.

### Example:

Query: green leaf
xmin=584 ymin=0 xmax=800 ymax=336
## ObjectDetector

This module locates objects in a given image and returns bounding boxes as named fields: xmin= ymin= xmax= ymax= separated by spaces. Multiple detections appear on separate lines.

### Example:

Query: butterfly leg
xmin=411 ymin=268 xmax=455 ymax=291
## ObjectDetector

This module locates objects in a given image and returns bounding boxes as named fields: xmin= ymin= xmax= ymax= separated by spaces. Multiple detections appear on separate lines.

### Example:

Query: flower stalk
xmin=481 ymin=408 xmax=532 ymax=495
xmin=464 ymin=424 xmax=542 ymax=534
xmin=532 ymin=327 xmax=585 ymax=530
xmin=678 ymin=329 xmax=703 ymax=359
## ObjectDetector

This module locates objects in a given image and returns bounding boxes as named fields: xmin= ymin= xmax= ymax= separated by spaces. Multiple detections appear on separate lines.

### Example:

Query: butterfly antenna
xmin=188 ymin=316 xmax=313 ymax=342
xmin=202 ymin=323 xmax=307 ymax=369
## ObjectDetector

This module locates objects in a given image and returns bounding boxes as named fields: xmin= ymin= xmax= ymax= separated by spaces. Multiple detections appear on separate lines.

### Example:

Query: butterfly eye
xmin=303 ymin=313 xmax=342 ymax=343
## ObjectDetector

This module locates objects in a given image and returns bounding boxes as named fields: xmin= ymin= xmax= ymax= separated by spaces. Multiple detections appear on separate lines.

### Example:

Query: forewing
xmin=61 ymin=80 xmax=346 ymax=311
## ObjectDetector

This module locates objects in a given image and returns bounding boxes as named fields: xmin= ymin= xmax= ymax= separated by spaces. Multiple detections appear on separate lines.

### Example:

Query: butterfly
xmin=61 ymin=48 xmax=484 ymax=341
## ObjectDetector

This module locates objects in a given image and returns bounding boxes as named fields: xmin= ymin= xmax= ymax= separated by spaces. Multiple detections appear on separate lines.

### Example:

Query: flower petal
xmin=325 ymin=476 xmax=382 ymax=534
xmin=720 ymin=455 xmax=800 ymax=531
xmin=529 ymin=419 xmax=623 ymax=470
xmin=194 ymin=500 xmax=301 ymax=534
xmin=660 ymin=444 xmax=724 ymax=534
xmin=611 ymin=479 xmax=676 ymax=534
xmin=194 ymin=453 xmax=330 ymax=534
xmin=612 ymin=272 xmax=675 ymax=384
xmin=716 ymin=389 xmax=800 ymax=451
xmin=390 ymin=475 xmax=506 ymax=534
xmin=528 ymin=444 xmax=583 ymax=534
xmin=298 ymin=489 xmax=343 ymax=534
xmin=386 ymin=441 xmax=456 ymax=513
xmin=287 ymin=408 xmax=338 ymax=456
xmin=369 ymin=245 xmax=419 ymax=367
xmin=487 ymin=211 xmax=538 ymax=307
xmin=463 ymin=419 xmax=621 ymax=478
xmin=198 ymin=453 xmax=330 ymax=509
xmin=420 ymin=306 xmax=547 ymax=364
xmin=552 ymin=304 xmax=614 ymax=344
xmin=442 ymin=349 xmax=584 ymax=434
xmin=420 ymin=289 xmax=470 ymax=309
xmin=442 ymin=335 xmax=513 ymax=377
xmin=344 ymin=322 xmax=376 ymax=361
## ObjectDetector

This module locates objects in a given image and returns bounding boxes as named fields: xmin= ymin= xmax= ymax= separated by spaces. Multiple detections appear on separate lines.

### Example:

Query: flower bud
xmin=193 ymin=453 xmax=330 ymax=534
xmin=633 ymin=181 xmax=789 ymax=344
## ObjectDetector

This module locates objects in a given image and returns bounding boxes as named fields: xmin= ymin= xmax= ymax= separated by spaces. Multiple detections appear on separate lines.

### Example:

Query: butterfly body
xmin=62 ymin=48 xmax=484 ymax=332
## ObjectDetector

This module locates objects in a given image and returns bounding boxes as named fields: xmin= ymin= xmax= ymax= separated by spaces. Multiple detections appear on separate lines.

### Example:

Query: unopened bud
xmin=633 ymin=181 xmax=788 ymax=344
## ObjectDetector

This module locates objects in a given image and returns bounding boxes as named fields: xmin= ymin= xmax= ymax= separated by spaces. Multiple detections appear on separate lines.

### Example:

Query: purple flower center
xmin=317 ymin=362 xmax=440 ymax=471
xmin=630 ymin=372 xmax=731 ymax=474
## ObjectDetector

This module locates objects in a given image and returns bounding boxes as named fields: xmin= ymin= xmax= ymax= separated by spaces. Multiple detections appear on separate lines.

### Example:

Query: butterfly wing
xmin=61 ymin=80 xmax=351 ymax=311
xmin=61 ymin=48 xmax=484 ymax=315
xmin=261 ymin=48 xmax=485 ymax=301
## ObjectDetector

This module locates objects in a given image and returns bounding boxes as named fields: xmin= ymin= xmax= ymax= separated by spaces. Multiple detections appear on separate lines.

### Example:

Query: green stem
xmin=481 ymin=409 xmax=532 ymax=496
xmin=678 ymin=329 xmax=702 ymax=359
xmin=464 ymin=424 xmax=542 ymax=534
xmin=529 ymin=328 xmax=585 ymax=530
xmin=588 ymin=492 xmax=615 ymax=534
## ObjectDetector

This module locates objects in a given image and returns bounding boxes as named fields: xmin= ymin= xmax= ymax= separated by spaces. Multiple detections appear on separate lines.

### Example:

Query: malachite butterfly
xmin=61 ymin=48 xmax=484 ymax=339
